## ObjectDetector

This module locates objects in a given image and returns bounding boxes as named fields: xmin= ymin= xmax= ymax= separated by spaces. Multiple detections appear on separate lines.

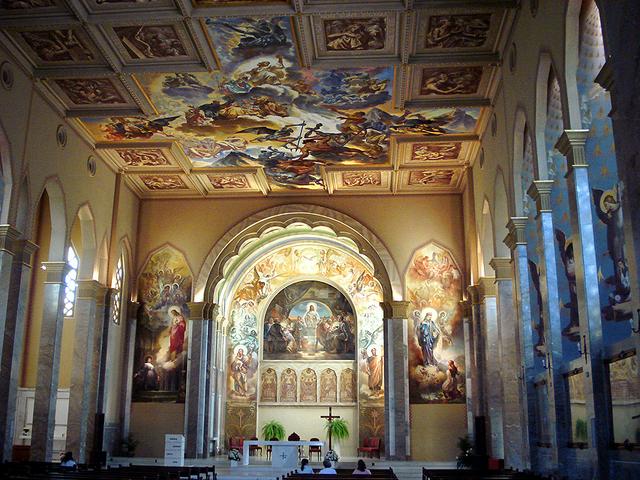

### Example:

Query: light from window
xmin=63 ymin=246 xmax=79 ymax=317
xmin=112 ymin=255 xmax=124 ymax=324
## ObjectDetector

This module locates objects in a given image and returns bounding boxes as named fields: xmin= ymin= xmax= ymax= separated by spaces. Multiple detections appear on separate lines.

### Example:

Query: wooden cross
xmin=320 ymin=407 xmax=341 ymax=450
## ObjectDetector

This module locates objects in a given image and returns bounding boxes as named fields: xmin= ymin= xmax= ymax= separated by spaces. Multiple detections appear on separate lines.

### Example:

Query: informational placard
xmin=164 ymin=434 xmax=184 ymax=467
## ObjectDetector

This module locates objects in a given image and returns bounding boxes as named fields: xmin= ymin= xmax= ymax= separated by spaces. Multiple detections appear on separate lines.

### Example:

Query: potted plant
xmin=261 ymin=420 xmax=286 ymax=440
xmin=456 ymin=435 xmax=473 ymax=469
xmin=324 ymin=418 xmax=349 ymax=463
xmin=228 ymin=448 xmax=241 ymax=466
xmin=324 ymin=449 xmax=339 ymax=468
xmin=120 ymin=434 xmax=139 ymax=457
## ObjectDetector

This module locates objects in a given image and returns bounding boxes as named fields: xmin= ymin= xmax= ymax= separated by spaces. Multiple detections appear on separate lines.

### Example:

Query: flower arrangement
xmin=324 ymin=450 xmax=339 ymax=462
xmin=228 ymin=448 xmax=241 ymax=461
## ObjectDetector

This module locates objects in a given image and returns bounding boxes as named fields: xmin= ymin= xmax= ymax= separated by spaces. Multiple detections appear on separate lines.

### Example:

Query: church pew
xmin=0 ymin=463 xmax=216 ymax=480
xmin=422 ymin=468 xmax=548 ymax=480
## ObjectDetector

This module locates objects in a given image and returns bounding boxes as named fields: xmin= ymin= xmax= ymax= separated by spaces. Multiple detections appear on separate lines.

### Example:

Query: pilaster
xmin=460 ymin=300 xmax=475 ymax=440
xmin=556 ymin=129 xmax=610 ymax=479
xmin=30 ymin=261 xmax=70 ymax=461
xmin=527 ymin=180 xmax=569 ymax=475
xmin=505 ymin=218 xmax=536 ymax=470
xmin=383 ymin=300 xmax=410 ymax=460
xmin=491 ymin=257 xmax=526 ymax=470
xmin=185 ymin=302 xmax=216 ymax=458
xmin=466 ymin=285 xmax=484 ymax=427
xmin=67 ymin=280 xmax=104 ymax=463
xmin=0 ymin=237 xmax=37 ymax=461
xmin=477 ymin=276 xmax=503 ymax=460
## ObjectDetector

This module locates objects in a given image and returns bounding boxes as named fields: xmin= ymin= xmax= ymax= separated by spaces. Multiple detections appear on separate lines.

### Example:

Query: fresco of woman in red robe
xmin=169 ymin=306 xmax=187 ymax=360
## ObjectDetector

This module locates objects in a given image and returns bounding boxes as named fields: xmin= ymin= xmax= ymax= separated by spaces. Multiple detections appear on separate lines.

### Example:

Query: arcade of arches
xmin=0 ymin=1 xmax=639 ymax=479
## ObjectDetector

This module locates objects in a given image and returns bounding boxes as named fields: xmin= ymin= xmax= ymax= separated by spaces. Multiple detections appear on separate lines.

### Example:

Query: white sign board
xmin=164 ymin=434 xmax=185 ymax=467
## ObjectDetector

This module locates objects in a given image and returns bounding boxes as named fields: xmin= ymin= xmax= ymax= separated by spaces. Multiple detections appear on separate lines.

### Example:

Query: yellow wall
xmin=129 ymin=403 xmax=185 ymax=457
xmin=410 ymin=404 xmax=467 ymax=461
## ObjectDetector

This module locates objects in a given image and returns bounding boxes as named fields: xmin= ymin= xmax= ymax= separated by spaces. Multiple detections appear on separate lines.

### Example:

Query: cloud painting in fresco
xmin=81 ymin=16 xmax=480 ymax=191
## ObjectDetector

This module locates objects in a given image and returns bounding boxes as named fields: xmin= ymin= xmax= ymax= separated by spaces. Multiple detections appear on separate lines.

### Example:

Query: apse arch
xmin=72 ymin=203 xmax=97 ymax=281
xmin=479 ymin=197 xmax=495 ymax=276
xmin=493 ymin=169 xmax=511 ymax=257
xmin=35 ymin=177 xmax=67 ymax=262
xmin=512 ymin=107 xmax=531 ymax=216
xmin=196 ymin=204 xmax=401 ymax=303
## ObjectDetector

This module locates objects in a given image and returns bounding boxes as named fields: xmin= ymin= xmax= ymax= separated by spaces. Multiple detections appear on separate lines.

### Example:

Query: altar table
xmin=242 ymin=440 xmax=324 ymax=468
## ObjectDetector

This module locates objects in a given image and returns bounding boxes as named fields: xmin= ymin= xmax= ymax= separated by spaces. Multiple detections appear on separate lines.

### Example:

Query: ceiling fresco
xmin=0 ymin=0 xmax=517 ymax=196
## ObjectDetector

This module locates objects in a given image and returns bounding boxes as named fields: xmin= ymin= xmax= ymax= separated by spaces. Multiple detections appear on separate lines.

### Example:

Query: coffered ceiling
xmin=0 ymin=0 xmax=516 ymax=197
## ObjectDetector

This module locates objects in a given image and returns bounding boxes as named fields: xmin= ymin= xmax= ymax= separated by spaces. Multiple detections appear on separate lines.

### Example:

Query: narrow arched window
xmin=63 ymin=246 xmax=79 ymax=317
xmin=111 ymin=254 xmax=125 ymax=324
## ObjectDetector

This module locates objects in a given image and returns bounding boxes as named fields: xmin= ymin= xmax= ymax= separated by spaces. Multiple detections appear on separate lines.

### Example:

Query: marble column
xmin=119 ymin=302 xmax=140 ymax=443
xmin=556 ymin=131 xmax=610 ymax=479
xmin=490 ymin=257 xmax=526 ymax=470
xmin=505 ymin=217 xmax=537 ymax=470
xmin=383 ymin=300 xmax=410 ymax=460
xmin=67 ymin=280 xmax=104 ymax=463
xmin=466 ymin=286 xmax=484 ymax=424
xmin=30 ymin=260 xmax=70 ymax=462
xmin=185 ymin=302 xmax=215 ymax=458
xmin=477 ymin=277 xmax=504 ymax=460
xmin=459 ymin=300 xmax=475 ymax=440
xmin=0 ymin=234 xmax=38 ymax=461
xmin=527 ymin=181 xmax=569 ymax=474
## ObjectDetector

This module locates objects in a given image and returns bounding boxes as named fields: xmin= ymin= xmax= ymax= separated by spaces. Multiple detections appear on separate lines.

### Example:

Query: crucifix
xmin=320 ymin=407 xmax=341 ymax=450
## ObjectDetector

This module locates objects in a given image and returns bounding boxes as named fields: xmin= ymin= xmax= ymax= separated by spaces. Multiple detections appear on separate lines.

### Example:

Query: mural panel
xmin=132 ymin=245 xmax=191 ymax=402
xmin=340 ymin=368 xmax=356 ymax=403
xmin=319 ymin=368 xmax=337 ymax=403
xmin=406 ymin=243 xmax=464 ymax=403
xmin=263 ymin=280 xmax=356 ymax=360
xmin=260 ymin=367 xmax=277 ymax=402
xmin=425 ymin=14 xmax=491 ymax=49
xmin=300 ymin=368 xmax=318 ymax=402
xmin=280 ymin=367 xmax=297 ymax=402
xmin=323 ymin=18 xmax=386 ymax=51
xmin=419 ymin=67 xmax=482 ymax=96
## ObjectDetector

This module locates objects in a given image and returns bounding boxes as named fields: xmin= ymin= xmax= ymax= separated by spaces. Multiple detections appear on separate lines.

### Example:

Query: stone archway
xmin=198 ymin=205 xmax=402 ymax=459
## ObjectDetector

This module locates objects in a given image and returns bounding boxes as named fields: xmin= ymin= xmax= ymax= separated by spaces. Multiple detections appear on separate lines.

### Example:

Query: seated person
xmin=319 ymin=459 xmax=337 ymax=474
xmin=297 ymin=458 xmax=314 ymax=474
xmin=60 ymin=451 xmax=77 ymax=470
xmin=353 ymin=459 xmax=372 ymax=475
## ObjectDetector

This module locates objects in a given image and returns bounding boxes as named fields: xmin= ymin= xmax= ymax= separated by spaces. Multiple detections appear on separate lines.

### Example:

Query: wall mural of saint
xmin=263 ymin=280 xmax=356 ymax=360
xmin=406 ymin=243 xmax=465 ymax=403
xmin=260 ymin=368 xmax=277 ymax=402
xmin=319 ymin=368 xmax=337 ymax=403
xmin=300 ymin=368 xmax=318 ymax=402
xmin=132 ymin=245 xmax=191 ymax=403
xmin=280 ymin=368 xmax=297 ymax=402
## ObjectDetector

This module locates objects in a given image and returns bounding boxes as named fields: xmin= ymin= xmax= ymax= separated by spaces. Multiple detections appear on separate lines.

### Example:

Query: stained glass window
xmin=63 ymin=246 xmax=79 ymax=317
xmin=111 ymin=255 xmax=124 ymax=324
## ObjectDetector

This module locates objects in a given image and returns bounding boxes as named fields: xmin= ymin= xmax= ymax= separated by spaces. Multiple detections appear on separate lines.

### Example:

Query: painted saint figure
xmin=134 ymin=355 xmax=159 ymax=391
xmin=362 ymin=347 xmax=383 ymax=393
xmin=416 ymin=311 xmax=440 ymax=366
xmin=169 ymin=307 xmax=187 ymax=360
xmin=231 ymin=348 xmax=253 ymax=396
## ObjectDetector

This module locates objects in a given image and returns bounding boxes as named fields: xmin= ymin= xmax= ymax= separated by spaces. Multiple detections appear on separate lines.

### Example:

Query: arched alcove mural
xmin=406 ymin=242 xmax=464 ymax=403
xmin=132 ymin=244 xmax=192 ymax=403
xmin=208 ymin=217 xmax=389 ymax=456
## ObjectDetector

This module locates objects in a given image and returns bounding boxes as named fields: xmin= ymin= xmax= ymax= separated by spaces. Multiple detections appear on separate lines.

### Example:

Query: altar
xmin=242 ymin=440 xmax=324 ymax=468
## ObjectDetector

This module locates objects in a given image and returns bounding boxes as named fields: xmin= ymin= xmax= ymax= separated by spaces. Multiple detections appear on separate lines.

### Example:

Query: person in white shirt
xmin=297 ymin=458 xmax=314 ymax=474
xmin=319 ymin=459 xmax=337 ymax=474
xmin=60 ymin=451 xmax=77 ymax=470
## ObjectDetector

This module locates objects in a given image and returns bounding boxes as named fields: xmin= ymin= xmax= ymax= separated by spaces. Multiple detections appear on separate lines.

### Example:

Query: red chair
xmin=249 ymin=436 xmax=262 ymax=456
xmin=229 ymin=436 xmax=244 ymax=453
xmin=357 ymin=437 xmax=381 ymax=458
xmin=308 ymin=437 xmax=322 ymax=461
xmin=288 ymin=432 xmax=302 ymax=458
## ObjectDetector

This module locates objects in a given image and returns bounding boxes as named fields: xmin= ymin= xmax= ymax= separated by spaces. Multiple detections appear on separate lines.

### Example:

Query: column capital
xmin=489 ymin=257 xmax=512 ymax=280
xmin=467 ymin=285 xmax=480 ymax=304
xmin=477 ymin=276 xmax=496 ymax=300
xmin=187 ymin=301 xmax=218 ymax=321
xmin=594 ymin=60 xmax=614 ymax=92
xmin=95 ymin=286 xmax=112 ymax=307
xmin=459 ymin=299 xmax=472 ymax=317
xmin=76 ymin=280 xmax=104 ymax=299
xmin=505 ymin=217 xmax=528 ymax=251
xmin=382 ymin=300 xmax=411 ymax=319
xmin=14 ymin=240 xmax=38 ymax=267
xmin=41 ymin=261 xmax=70 ymax=283
xmin=127 ymin=301 xmax=141 ymax=319
xmin=527 ymin=180 xmax=554 ymax=214
xmin=555 ymin=130 xmax=589 ymax=170
xmin=0 ymin=225 xmax=22 ymax=253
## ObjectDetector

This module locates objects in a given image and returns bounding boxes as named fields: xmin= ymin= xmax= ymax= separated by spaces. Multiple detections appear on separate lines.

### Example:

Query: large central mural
xmin=81 ymin=15 xmax=480 ymax=192
xmin=223 ymin=242 xmax=384 ymax=442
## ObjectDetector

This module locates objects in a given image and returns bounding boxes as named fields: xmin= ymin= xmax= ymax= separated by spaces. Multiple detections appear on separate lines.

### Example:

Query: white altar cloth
xmin=242 ymin=440 xmax=324 ymax=467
